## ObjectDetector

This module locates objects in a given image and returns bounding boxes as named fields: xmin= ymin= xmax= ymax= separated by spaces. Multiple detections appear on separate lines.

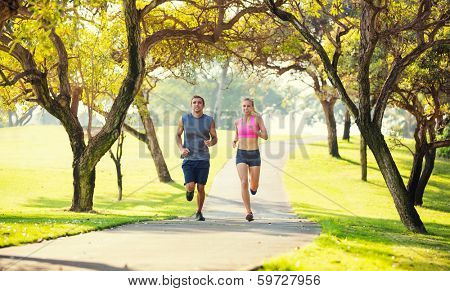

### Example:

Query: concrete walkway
xmin=0 ymin=139 xmax=321 ymax=271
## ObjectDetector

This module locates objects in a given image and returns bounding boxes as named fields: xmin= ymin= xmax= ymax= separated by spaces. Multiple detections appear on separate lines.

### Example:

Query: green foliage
xmin=437 ymin=125 xmax=450 ymax=159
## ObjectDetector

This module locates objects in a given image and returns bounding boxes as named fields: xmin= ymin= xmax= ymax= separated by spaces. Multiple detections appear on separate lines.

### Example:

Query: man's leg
xmin=196 ymin=183 xmax=206 ymax=213
xmin=182 ymin=161 xmax=195 ymax=201
xmin=194 ymin=160 xmax=209 ymax=221
xmin=185 ymin=182 xmax=195 ymax=201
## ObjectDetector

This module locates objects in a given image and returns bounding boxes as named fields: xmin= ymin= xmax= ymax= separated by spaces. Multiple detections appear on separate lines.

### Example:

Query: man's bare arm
xmin=176 ymin=117 xmax=190 ymax=156
xmin=206 ymin=119 xmax=218 ymax=147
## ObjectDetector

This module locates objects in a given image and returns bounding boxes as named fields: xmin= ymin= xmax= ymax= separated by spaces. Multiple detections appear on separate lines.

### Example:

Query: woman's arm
xmin=257 ymin=116 xmax=268 ymax=140
xmin=233 ymin=120 xmax=239 ymax=148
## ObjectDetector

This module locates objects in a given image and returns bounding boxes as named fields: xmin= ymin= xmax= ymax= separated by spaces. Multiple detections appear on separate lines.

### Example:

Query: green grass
xmin=0 ymin=125 xmax=232 ymax=247
xmin=262 ymin=137 xmax=450 ymax=270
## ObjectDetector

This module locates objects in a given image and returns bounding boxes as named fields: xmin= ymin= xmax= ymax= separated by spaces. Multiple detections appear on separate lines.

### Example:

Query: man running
xmin=176 ymin=95 xmax=218 ymax=221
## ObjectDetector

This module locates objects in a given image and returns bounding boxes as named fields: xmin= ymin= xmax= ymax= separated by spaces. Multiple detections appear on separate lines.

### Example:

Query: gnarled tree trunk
xmin=135 ymin=92 xmax=172 ymax=182
xmin=414 ymin=148 xmax=436 ymax=206
xmin=320 ymin=99 xmax=340 ymax=158
xmin=360 ymin=124 xmax=426 ymax=233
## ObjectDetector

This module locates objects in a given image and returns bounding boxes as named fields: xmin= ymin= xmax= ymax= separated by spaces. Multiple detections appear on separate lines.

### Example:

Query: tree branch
xmin=0 ymin=69 xmax=39 ymax=86
xmin=429 ymin=139 xmax=450 ymax=150
xmin=264 ymin=0 xmax=359 ymax=119
xmin=139 ymin=0 xmax=170 ymax=18
xmin=373 ymin=39 xmax=450 ymax=127
xmin=49 ymin=29 xmax=71 ymax=107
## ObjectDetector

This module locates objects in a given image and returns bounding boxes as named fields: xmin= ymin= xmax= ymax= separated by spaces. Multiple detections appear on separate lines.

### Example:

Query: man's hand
xmin=180 ymin=147 xmax=190 ymax=157
xmin=204 ymin=140 xmax=212 ymax=147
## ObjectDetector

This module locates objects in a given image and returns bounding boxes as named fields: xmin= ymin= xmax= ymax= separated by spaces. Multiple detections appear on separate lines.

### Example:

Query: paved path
xmin=0 ymin=139 xmax=322 ymax=271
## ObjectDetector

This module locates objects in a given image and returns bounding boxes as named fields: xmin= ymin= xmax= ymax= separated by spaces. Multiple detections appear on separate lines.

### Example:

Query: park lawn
xmin=263 ymin=137 xmax=450 ymax=271
xmin=0 ymin=125 xmax=232 ymax=248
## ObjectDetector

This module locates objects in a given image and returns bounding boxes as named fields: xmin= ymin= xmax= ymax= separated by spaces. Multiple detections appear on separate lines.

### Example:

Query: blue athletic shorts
xmin=236 ymin=149 xmax=261 ymax=167
xmin=182 ymin=160 xmax=210 ymax=185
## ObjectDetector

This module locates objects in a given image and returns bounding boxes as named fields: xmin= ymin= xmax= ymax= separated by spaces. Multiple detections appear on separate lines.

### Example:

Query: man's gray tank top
xmin=182 ymin=113 xmax=213 ymax=160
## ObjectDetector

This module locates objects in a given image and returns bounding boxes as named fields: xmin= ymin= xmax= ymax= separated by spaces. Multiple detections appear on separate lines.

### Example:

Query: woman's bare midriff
xmin=238 ymin=137 xmax=259 ymax=150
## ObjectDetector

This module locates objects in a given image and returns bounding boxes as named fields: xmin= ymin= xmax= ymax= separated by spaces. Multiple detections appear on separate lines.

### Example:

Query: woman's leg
xmin=248 ymin=166 xmax=261 ymax=193
xmin=236 ymin=163 xmax=252 ymax=214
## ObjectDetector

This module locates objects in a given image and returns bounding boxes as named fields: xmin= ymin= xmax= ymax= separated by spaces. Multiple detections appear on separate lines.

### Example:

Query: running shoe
xmin=195 ymin=211 xmax=205 ymax=221
xmin=245 ymin=212 xmax=254 ymax=222
xmin=186 ymin=191 xmax=194 ymax=201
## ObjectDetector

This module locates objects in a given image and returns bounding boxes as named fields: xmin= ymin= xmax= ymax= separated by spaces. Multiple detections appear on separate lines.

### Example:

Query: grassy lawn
xmin=0 ymin=125 xmax=232 ymax=247
xmin=262 ymin=137 xmax=450 ymax=270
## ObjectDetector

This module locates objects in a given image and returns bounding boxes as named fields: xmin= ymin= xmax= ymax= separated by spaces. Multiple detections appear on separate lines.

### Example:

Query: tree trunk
xmin=320 ymin=99 xmax=340 ymax=158
xmin=113 ymin=158 xmax=123 ymax=201
xmin=117 ymin=163 xmax=123 ymax=201
xmin=70 ymin=137 xmax=95 ymax=212
xmin=406 ymin=150 xmax=424 ymax=196
xmin=71 ymin=86 xmax=82 ymax=116
xmin=213 ymin=58 xmax=230 ymax=123
xmin=109 ymin=130 xmax=124 ymax=201
xmin=87 ymin=94 xmax=93 ymax=139
xmin=136 ymin=93 xmax=172 ymax=182
xmin=407 ymin=123 xmax=426 ymax=205
xmin=414 ymin=148 xmax=436 ymax=206
xmin=360 ymin=134 xmax=367 ymax=181
xmin=343 ymin=108 xmax=351 ymax=141
xmin=72 ymin=165 xmax=96 ymax=212
xmin=8 ymin=110 xmax=16 ymax=126
xmin=17 ymin=105 xmax=37 ymax=126
xmin=360 ymin=124 xmax=426 ymax=233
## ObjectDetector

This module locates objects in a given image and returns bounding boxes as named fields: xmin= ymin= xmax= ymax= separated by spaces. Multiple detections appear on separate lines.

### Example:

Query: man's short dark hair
xmin=191 ymin=95 xmax=205 ymax=105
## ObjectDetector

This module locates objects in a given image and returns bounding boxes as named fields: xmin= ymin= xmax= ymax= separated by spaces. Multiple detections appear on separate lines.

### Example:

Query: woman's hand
xmin=232 ymin=140 xmax=238 ymax=148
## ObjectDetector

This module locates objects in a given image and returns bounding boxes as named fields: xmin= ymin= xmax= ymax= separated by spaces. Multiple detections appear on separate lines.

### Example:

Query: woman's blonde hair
xmin=242 ymin=97 xmax=259 ymax=118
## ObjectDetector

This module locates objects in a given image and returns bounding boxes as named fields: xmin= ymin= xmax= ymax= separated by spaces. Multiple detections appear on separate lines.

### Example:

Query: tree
xmin=265 ymin=0 xmax=449 ymax=233
xmin=0 ymin=0 xmax=269 ymax=212
xmin=0 ymin=0 xmax=144 ymax=212
xmin=390 ymin=44 xmax=449 ymax=206
xmin=109 ymin=128 xmax=125 ymax=201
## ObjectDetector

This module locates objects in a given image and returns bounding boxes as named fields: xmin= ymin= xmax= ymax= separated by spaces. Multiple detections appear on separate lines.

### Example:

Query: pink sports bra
xmin=237 ymin=115 xmax=260 ymax=138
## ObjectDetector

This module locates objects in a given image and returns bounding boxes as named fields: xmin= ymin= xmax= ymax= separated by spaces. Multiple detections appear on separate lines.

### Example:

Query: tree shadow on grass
xmin=418 ymin=182 xmax=450 ymax=213
xmin=166 ymin=181 xmax=186 ymax=191
xmin=308 ymin=142 xmax=356 ymax=151
xmin=293 ymin=202 xmax=450 ymax=248
xmin=21 ymin=188 xmax=189 ymax=213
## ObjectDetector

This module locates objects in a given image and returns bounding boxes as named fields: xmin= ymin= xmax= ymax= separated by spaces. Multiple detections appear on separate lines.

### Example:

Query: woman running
xmin=233 ymin=98 xmax=268 ymax=221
